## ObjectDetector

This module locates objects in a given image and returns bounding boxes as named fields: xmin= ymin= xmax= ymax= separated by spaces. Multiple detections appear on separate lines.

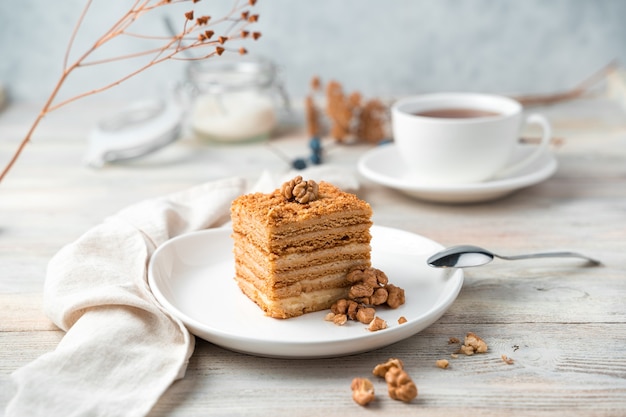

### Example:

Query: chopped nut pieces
xmin=436 ymin=359 xmax=449 ymax=369
xmin=501 ymin=354 xmax=515 ymax=365
xmin=324 ymin=312 xmax=348 ymax=325
xmin=333 ymin=313 xmax=347 ymax=326
xmin=385 ymin=284 xmax=406 ymax=309
xmin=372 ymin=358 xmax=417 ymax=403
xmin=398 ymin=316 xmax=407 ymax=324
xmin=327 ymin=266 xmax=405 ymax=330
xmin=356 ymin=307 xmax=376 ymax=324
xmin=367 ymin=316 xmax=388 ymax=332
xmin=448 ymin=337 xmax=460 ymax=344
xmin=350 ymin=377 xmax=375 ymax=406
xmin=280 ymin=176 xmax=319 ymax=204
xmin=346 ymin=266 xmax=388 ymax=286
xmin=459 ymin=332 xmax=488 ymax=356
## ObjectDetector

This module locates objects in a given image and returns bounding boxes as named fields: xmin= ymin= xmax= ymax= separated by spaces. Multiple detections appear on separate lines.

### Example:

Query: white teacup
xmin=391 ymin=93 xmax=552 ymax=184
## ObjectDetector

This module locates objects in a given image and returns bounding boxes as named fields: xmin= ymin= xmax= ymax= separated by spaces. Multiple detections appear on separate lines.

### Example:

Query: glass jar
xmin=184 ymin=56 xmax=289 ymax=143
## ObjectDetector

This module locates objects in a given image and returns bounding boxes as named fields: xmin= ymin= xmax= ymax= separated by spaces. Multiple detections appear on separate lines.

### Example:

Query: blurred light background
xmin=1 ymin=0 xmax=624 ymax=103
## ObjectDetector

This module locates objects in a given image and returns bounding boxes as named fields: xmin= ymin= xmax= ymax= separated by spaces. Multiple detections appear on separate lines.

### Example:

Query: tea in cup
xmin=391 ymin=93 xmax=551 ymax=184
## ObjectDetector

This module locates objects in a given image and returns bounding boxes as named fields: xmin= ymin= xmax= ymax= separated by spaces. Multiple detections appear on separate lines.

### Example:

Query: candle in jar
xmin=191 ymin=90 xmax=277 ymax=142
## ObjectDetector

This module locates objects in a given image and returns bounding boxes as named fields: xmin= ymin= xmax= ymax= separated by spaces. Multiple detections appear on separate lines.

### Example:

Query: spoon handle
xmin=495 ymin=251 xmax=602 ymax=266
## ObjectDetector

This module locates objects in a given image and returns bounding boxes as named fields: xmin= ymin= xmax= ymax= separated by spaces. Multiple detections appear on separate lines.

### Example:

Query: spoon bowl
xmin=427 ymin=245 xmax=602 ymax=268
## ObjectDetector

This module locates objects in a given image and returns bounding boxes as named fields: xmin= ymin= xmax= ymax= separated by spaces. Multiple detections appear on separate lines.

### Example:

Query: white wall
xmin=1 ymin=0 xmax=624 ymax=103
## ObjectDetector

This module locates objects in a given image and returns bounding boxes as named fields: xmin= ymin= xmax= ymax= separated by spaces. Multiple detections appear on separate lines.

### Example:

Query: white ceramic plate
xmin=358 ymin=144 xmax=558 ymax=203
xmin=148 ymin=225 xmax=463 ymax=358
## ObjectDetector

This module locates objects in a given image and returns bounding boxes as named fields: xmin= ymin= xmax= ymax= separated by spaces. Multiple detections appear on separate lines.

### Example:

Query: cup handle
xmin=495 ymin=114 xmax=552 ymax=179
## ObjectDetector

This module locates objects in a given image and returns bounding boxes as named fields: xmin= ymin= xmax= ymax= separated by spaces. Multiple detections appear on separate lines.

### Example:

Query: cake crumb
xmin=501 ymin=354 xmax=515 ymax=365
xmin=436 ymin=359 xmax=449 ymax=369
xmin=458 ymin=332 xmax=488 ymax=355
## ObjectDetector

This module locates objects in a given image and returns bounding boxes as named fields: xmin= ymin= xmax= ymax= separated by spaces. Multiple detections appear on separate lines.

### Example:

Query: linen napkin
xmin=6 ymin=177 xmax=246 ymax=417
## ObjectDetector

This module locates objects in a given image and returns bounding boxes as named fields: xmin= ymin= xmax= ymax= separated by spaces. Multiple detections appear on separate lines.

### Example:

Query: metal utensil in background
xmin=427 ymin=244 xmax=602 ymax=268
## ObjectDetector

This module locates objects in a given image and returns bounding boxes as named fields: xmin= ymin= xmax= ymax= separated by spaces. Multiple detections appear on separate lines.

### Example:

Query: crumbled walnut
xmin=448 ymin=337 xmax=460 ymax=344
xmin=370 ymin=287 xmax=389 ymax=306
xmin=372 ymin=358 xmax=404 ymax=378
xmin=459 ymin=332 xmax=488 ymax=355
xmin=331 ymin=299 xmax=349 ymax=315
xmin=326 ymin=266 xmax=406 ymax=327
xmin=347 ymin=267 xmax=388 ymax=286
xmin=345 ymin=268 xmax=363 ymax=284
xmin=329 ymin=299 xmax=367 ymax=325
xmin=331 ymin=299 xmax=359 ymax=318
xmin=397 ymin=316 xmax=407 ymax=324
xmin=333 ymin=313 xmax=348 ymax=326
xmin=367 ymin=316 xmax=387 ymax=332
xmin=384 ymin=367 xmax=418 ymax=402
xmin=349 ymin=283 xmax=374 ymax=299
xmin=356 ymin=306 xmax=376 ymax=324
xmin=350 ymin=377 xmax=375 ymax=406
xmin=280 ymin=176 xmax=319 ymax=203
xmin=351 ymin=296 xmax=371 ymax=305
xmin=324 ymin=312 xmax=335 ymax=321
xmin=345 ymin=267 xmax=402 ymax=308
xmin=346 ymin=300 xmax=359 ymax=320
xmin=450 ymin=353 xmax=459 ymax=359
xmin=436 ymin=359 xmax=449 ymax=369
xmin=501 ymin=354 xmax=515 ymax=365
xmin=459 ymin=345 xmax=476 ymax=356
xmin=385 ymin=284 xmax=405 ymax=309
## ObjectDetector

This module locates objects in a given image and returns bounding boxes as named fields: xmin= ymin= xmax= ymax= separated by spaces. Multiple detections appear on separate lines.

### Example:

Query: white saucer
xmin=358 ymin=144 xmax=558 ymax=203
xmin=148 ymin=225 xmax=463 ymax=359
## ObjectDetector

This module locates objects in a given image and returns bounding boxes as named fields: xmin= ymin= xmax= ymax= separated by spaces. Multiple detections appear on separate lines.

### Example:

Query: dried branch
xmin=0 ymin=0 xmax=260 ymax=183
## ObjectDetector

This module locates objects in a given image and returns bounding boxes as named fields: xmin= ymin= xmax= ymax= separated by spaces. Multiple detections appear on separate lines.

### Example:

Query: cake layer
xmin=234 ymin=254 xmax=371 ymax=296
xmin=235 ymin=262 xmax=349 ymax=299
xmin=233 ymin=213 xmax=372 ymax=250
xmin=233 ymin=234 xmax=371 ymax=272
xmin=234 ymin=252 xmax=371 ymax=285
xmin=232 ymin=209 xmax=372 ymax=238
xmin=236 ymin=276 xmax=349 ymax=319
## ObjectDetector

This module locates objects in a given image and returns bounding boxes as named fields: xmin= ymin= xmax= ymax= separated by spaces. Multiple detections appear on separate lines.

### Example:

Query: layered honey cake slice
xmin=230 ymin=176 xmax=373 ymax=318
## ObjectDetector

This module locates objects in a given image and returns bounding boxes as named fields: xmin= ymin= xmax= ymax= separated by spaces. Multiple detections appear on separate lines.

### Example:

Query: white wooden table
xmin=1 ymin=97 xmax=625 ymax=416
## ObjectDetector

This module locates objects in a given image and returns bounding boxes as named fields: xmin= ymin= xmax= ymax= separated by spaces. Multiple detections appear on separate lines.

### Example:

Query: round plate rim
xmin=148 ymin=225 xmax=464 ymax=358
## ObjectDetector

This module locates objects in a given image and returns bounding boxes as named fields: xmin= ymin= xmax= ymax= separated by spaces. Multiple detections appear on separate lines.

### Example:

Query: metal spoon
xmin=427 ymin=245 xmax=602 ymax=268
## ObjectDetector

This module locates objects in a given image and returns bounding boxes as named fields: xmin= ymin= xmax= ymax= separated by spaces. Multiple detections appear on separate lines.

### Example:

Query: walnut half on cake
xmin=230 ymin=177 xmax=373 ymax=318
